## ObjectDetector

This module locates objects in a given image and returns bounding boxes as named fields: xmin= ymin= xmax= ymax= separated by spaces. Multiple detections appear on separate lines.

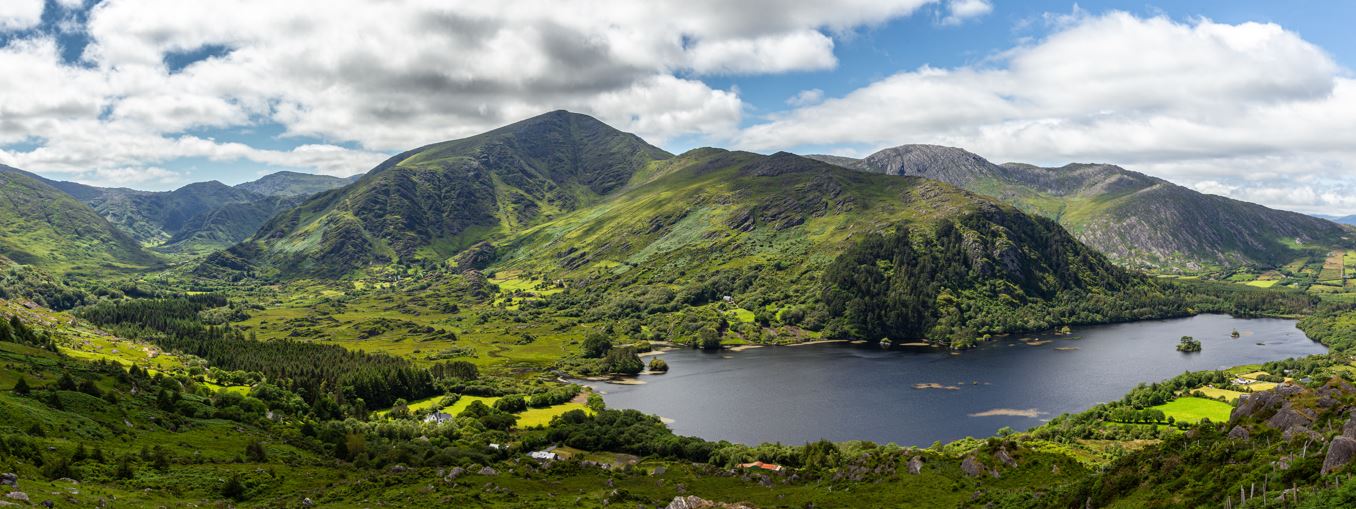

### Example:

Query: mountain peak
xmin=852 ymin=143 xmax=1007 ymax=186
xmin=236 ymin=171 xmax=355 ymax=197
xmin=215 ymin=111 xmax=674 ymax=277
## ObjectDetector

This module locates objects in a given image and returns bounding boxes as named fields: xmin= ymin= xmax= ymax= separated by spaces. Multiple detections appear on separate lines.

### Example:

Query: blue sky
xmin=1 ymin=1 xmax=1354 ymax=214
xmin=721 ymin=1 xmax=1356 ymax=121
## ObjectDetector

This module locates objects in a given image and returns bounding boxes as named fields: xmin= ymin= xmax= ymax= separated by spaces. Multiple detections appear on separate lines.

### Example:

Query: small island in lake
xmin=1176 ymin=335 xmax=1203 ymax=353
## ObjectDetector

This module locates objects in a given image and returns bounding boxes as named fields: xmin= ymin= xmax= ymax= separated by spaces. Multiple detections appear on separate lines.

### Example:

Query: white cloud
xmin=941 ymin=0 xmax=993 ymax=26
xmin=787 ymin=88 xmax=825 ymax=106
xmin=687 ymin=31 xmax=837 ymax=74
xmin=0 ymin=0 xmax=938 ymax=188
xmin=85 ymin=167 xmax=185 ymax=188
xmin=0 ymin=0 xmax=43 ymax=32
xmin=738 ymin=11 xmax=1356 ymax=214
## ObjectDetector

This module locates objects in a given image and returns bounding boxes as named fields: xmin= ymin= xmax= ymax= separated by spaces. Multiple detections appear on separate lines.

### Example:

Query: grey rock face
xmin=960 ymin=455 xmax=989 ymax=477
xmin=907 ymin=456 xmax=924 ymax=475
xmin=1268 ymin=404 xmax=1315 ymax=433
xmin=1323 ymin=436 xmax=1356 ymax=474
xmin=444 ymin=466 xmax=466 ymax=482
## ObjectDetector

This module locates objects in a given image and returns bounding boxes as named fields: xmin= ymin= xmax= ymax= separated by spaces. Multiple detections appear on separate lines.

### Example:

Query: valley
xmin=2 ymin=112 xmax=1356 ymax=508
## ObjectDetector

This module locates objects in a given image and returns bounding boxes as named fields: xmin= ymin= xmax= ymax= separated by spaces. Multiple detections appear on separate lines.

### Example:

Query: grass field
xmin=1193 ymin=387 xmax=1247 ymax=402
xmin=377 ymin=394 xmax=589 ymax=427
xmin=1247 ymin=381 xmax=1279 ymax=392
xmin=374 ymin=394 xmax=449 ymax=417
xmin=1245 ymin=280 xmax=1279 ymax=288
xmin=446 ymin=395 xmax=500 ymax=416
xmin=729 ymin=308 xmax=756 ymax=323
xmin=1320 ymin=250 xmax=1345 ymax=281
xmin=1151 ymin=397 xmax=1233 ymax=423
xmin=517 ymin=402 xmax=594 ymax=427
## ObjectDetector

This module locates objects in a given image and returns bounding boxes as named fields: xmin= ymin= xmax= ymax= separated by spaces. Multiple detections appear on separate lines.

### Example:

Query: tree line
xmin=75 ymin=295 xmax=439 ymax=409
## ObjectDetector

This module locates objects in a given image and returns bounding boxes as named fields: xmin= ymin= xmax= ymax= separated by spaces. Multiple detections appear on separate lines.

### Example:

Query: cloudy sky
xmin=1 ymin=1 xmax=1354 ymax=215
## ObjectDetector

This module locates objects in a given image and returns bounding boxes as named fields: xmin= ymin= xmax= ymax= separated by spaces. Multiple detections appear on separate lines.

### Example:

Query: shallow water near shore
xmin=580 ymin=314 xmax=1327 ymax=446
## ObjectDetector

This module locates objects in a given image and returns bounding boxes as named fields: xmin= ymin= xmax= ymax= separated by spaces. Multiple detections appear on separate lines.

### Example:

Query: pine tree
xmin=13 ymin=377 xmax=30 ymax=396
xmin=245 ymin=441 xmax=267 ymax=463
xmin=57 ymin=372 xmax=77 ymax=391
xmin=222 ymin=474 xmax=246 ymax=500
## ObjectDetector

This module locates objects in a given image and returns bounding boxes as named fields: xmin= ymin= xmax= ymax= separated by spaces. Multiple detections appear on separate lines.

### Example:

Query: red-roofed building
xmin=737 ymin=461 xmax=784 ymax=472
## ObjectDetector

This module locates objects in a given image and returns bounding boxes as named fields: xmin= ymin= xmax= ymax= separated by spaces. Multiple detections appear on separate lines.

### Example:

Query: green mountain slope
xmin=159 ymin=196 xmax=304 ymax=253
xmin=0 ymin=166 xmax=159 ymax=275
xmin=234 ymin=170 xmax=359 ymax=197
xmin=810 ymin=145 xmax=1354 ymax=271
xmin=210 ymin=110 xmax=672 ymax=277
xmin=492 ymin=148 xmax=1161 ymax=345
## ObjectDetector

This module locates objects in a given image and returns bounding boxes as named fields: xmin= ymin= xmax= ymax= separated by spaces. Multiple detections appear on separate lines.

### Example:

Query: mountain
xmin=0 ymin=165 xmax=159 ymax=275
xmin=198 ymin=113 xmax=1169 ymax=341
xmin=32 ymin=175 xmax=328 ymax=255
xmin=235 ymin=170 xmax=359 ymax=197
xmin=206 ymin=110 xmax=672 ymax=277
xmin=491 ymin=148 xmax=1163 ymax=345
xmin=810 ymin=145 xmax=1354 ymax=271
xmin=1313 ymin=213 xmax=1356 ymax=226
xmin=73 ymin=181 xmax=307 ymax=254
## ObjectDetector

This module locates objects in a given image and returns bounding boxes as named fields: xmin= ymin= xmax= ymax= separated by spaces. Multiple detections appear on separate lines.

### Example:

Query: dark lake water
xmin=580 ymin=315 xmax=1327 ymax=446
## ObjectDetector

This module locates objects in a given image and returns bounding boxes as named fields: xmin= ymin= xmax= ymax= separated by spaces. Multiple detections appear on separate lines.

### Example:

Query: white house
xmin=529 ymin=450 xmax=557 ymax=461
xmin=423 ymin=412 xmax=453 ymax=424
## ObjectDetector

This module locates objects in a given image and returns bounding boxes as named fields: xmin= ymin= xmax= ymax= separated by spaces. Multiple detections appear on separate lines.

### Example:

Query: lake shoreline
xmin=580 ymin=314 xmax=1325 ymax=446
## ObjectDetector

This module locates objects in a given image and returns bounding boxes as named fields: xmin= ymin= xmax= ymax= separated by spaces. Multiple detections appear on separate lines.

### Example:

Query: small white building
xmin=529 ymin=450 xmax=557 ymax=461
xmin=423 ymin=412 xmax=453 ymax=424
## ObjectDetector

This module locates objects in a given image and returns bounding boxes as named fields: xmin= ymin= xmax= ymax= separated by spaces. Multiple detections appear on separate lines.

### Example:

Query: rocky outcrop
xmin=1282 ymin=426 xmax=1321 ymax=443
xmin=1268 ymin=405 xmax=1315 ymax=433
xmin=996 ymin=447 xmax=1017 ymax=467
xmin=961 ymin=455 xmax=994 ymax=478
xmin=666 ymin=496 xmax=753 ymax=509
xmin=1228 ymin=426 xmax=1250 ymax=440
xmin=444 ymin=466 xmax=466 ymax=482
xmin=1343 ymin=412 xmax=1356 ymax=439
xmin=907 ymin=456 xmax=924 ymax=475
xmin=1232 ymin=391 xmax=1285 ymax=422
xmin=1323 ymin=436 xmax=1356 ymax=474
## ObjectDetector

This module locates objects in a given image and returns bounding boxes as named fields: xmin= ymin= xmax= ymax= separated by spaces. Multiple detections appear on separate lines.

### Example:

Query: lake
xmin=580 ymin=314 xmax=1326 ymax=446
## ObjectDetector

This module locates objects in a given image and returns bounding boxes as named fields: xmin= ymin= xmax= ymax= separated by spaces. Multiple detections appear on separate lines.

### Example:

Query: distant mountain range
xmin=3 ymin=112 xmax=1348 ymax=281
xmin=32 ymin=170 xmax=359 ymax=254
xmin=1312 ymin=213 xmax=1356 ymax=226
xmin=809 ymin=146 xmax=1353 ymax=271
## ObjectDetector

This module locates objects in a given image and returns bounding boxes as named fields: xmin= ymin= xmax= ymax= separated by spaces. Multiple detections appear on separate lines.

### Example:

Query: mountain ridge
xmin=27 ymin=170 xmax=359 ymax=255
xmin=809 ymin=146 xmax=1353 ymax=271
xmin=205 ymin=110 xmax=673 ymax=277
